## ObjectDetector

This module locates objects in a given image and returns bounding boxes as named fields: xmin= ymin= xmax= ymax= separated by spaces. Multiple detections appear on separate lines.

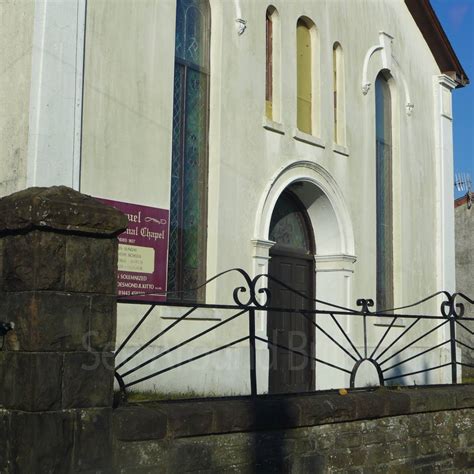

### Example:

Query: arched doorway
xmin=267 ymin=190 xmax=315 ymax=393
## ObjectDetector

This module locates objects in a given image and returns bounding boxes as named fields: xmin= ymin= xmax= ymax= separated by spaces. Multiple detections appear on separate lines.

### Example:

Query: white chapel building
xmin=1 ymin=0 xmax=469 ymax=395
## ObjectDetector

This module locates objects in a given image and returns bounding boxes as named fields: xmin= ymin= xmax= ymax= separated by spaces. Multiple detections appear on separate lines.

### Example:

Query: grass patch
xmin=118 ymin=389 xmax=220 ymax=403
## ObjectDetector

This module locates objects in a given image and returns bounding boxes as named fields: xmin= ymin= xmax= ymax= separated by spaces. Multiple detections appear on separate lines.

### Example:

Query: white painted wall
xmin=99 ymin=0 xmax=459 ymax=395
xmin=80 ymin=0 xmax=176 ymax=208
xmin=27 ymin=0 xmax=86 ymax=189
xmin=0 ymin=0 xmax=86 ymax=193
xmin=0 ymin=0 xmax=35 ymax=196
xmin=0 ymin=0 xmax=460 ymax=394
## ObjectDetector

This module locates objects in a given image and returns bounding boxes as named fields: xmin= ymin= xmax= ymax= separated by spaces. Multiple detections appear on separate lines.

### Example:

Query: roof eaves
xmin=405 ymin=0 xmax=469 ymax=88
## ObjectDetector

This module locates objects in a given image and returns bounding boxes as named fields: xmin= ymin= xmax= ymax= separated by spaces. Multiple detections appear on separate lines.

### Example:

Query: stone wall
xmin=0 ymin=187 xmax=127 ymax=473
xmin=113 ymin=386 xmax=474 ymax=473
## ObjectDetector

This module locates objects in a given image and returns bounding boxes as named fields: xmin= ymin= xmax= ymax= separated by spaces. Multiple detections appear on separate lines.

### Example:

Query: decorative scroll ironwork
xmin=113 ymin=269 xmax=474 ymax=406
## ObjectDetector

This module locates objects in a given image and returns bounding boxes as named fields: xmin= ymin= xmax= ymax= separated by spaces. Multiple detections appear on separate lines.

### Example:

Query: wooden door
xmin=267 ymin=191 xmax=315 ymax=394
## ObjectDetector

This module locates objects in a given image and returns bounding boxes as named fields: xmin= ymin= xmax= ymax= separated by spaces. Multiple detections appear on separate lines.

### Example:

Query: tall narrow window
xmin=332 ymin=42 xmax=345 ymax=145
xmin=375 ymin=73 xmax=393 ymax=311
xmin=333 ymin=46 xmax=338 ymax=142
xmin=265 ymin=6 xmax=280 ymax=122
xmin=265 ymin=8 xmax=273 ymax=119
xmin=168 ymin=0 xmax=210 ymax=301
xmin=296 ymin=18 xmax=312 ymax=134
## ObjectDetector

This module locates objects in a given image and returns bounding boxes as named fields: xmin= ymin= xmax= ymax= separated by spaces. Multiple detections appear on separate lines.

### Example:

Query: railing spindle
xmin=450 ymin=316 xmax=458 ymax=384
xmin=249 ymin=308 xmax=257 ymax=396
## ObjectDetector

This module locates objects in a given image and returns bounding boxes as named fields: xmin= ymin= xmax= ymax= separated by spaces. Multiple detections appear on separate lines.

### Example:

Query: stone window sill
xmin=293 ymin=129 xmax=325 ymax=149
xmin=263 ymin=117 xmax=285 ymax=135
xmin=333 ymin=143 xmax=350 ymax=157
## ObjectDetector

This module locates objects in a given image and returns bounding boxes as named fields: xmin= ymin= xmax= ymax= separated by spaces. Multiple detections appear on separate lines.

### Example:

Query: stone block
xmin=455 ymin=384 xmax=474 ymax=408
xmin=381 ymin=389 xmax=411 ymax=416
xmin=298 ymin=393 xmax=356 ymax=425
xmin=62 ymin=352 xmax=114 ymax=408
xmin=431 ymin=411 xmax=454 ymax=436
xmin=408 ymin=387 xmax=456 ymax=413
xmin=206 ymin=433 xmax=255 ymax=470
xmin=383 ymin=417 xmax=408 ymax=442
xmin=4 ymin=291 xmax=91 ymax=352
xmin=9 ymin=410 xmax=75 ymax=473
xmin=364 ymin=444 xmax=389 ymax=467
xmin=2 ymin=231 xmax=66 ymax=292
xmin=65 ymin=235 xmax=118 ymax=294
xmin=167 ymin=403 xmax=214 ymax=438
xmin=0 ymin=351 xmax=62 ymax=411
xmin=354 ymin=390 xmax=386 ymax=419
xmin=255 ymin=398 xmax=301 ymax=429
xmin=408 ymin=414 xmax=432 ymax=437
xmin=167 ymin=440 xmax=214 ymax=472
xmin=337 ymin=431 xmax=363 ymax=448
xmin=74 ymin=408 xmax=113 ymax=471
xmin=0 ymin=239 xmax=4 ymax=292
xmin=212 ymin=400 xmax=257 ymax=433
xmin=454 ymin=450 xmax=474 ymax=469
xmin=89 ymin=294 xmax=117 ymax=351
xmin=360 ymin=421 xmax=385 ymax=445
xmin=291 ymin=453 xmax=326 ymax=473
xmin=114 ymin=439 xmax=169 ymax=471
xmin=0 ymin=410 xmax=11 ymax=473
xmin=0 ymin=186 xmax=128 ymax=236
xmin=254 ymin=456 xmax=291 ymax=474
xmin=312 ymin=429 xmax=336 ymax=450
xmin=113 ymin=406 xmax=167 ymax=441
xmin=327 ymin=448 xmax=362 ymax=469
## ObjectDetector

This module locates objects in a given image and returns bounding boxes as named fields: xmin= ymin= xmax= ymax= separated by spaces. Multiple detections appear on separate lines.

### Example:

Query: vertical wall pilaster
xmin=433 ymin=75 xmax=457 ymax=294
xmin=27 ymin=0 xmax=87 ymax=189
xmin=0 ymin=186 xmax=127 ymax=472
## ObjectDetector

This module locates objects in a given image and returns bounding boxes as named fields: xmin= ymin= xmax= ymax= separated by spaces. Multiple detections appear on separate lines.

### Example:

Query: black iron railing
xmin=113 ymin=269 xmax=474 ymax=405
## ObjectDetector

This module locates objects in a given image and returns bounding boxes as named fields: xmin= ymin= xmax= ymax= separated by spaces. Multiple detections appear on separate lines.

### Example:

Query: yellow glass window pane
xmin=297 ymin=22 xmax=311 ymax=134
xmin=266 ymin=100 xmax=273 ymax=120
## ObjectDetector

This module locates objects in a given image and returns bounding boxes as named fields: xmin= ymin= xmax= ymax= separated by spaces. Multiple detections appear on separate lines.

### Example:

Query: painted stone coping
xmin=113 ymin=384 xmax=474 ymax=442
xmin=0 ymin=186 xmax=128 ymax=236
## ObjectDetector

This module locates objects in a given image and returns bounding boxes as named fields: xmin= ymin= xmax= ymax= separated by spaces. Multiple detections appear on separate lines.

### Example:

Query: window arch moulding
xmin=361 ymin=32 xmax=414 ymax=116
xmin=253 ymin=160 xmax=355 ymax=257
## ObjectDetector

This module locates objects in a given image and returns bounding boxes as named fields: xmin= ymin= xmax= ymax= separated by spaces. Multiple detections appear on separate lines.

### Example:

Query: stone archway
xmin=252 ymin=161 xmax=356 ymax=391
xmin=252 ymin=161 xmax=356 ymax=302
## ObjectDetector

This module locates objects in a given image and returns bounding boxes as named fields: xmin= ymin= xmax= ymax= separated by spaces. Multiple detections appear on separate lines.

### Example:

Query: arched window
xmin=296 ymin=18 xmax=312 ymax=134
xmin=269 ymin=192 xmax=313 ymax=253
xmin=168 ymin=0 xmax=210 ymax=301
xmin=375 ymin=72 xmax=393 ymax=311
xmin=333 ymin=42 xmax=345 ymax=145
xmin=265 ymin=6 xmax=280 ymax=121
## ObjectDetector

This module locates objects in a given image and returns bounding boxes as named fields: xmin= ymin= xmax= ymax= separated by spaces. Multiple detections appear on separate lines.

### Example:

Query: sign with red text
xmin=98 ymin=198 xmax=169 ymax=302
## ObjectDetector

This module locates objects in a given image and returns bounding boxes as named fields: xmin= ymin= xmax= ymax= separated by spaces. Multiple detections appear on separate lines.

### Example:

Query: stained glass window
xmin=375 ymin=73 xmax=393 ymax=311
xmin=269 ymin=193 xmax=311 ymax=253
xmin=168 ymin=0 xmax=210 ymax=301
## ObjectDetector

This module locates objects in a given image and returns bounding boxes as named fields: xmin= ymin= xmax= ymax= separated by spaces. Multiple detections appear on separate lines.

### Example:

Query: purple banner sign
xmin=98 ymin=198 xmax=169 ymax=302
